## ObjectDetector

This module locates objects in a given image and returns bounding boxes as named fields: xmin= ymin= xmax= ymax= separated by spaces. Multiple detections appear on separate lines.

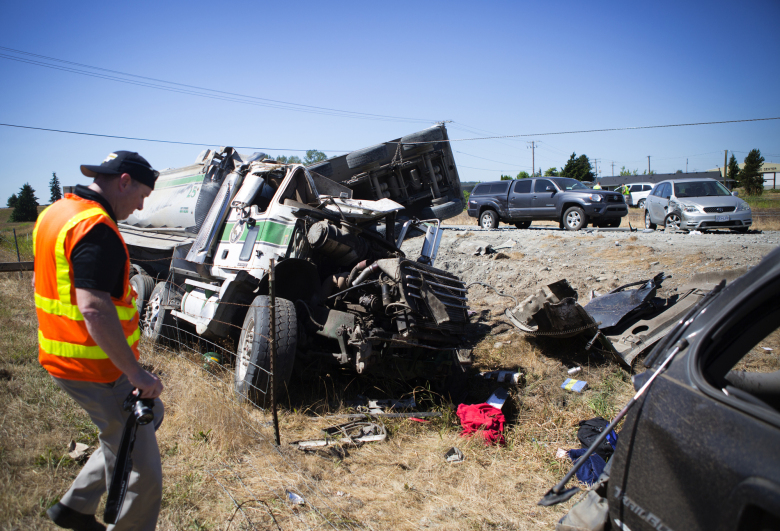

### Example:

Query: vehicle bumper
xmin=584 ymin=203 xmax=628 ymax=219
xmin=467 ymin=207 xmax=477 ymax=218
xmin=680 ymin=211 xmax=752 ymax=230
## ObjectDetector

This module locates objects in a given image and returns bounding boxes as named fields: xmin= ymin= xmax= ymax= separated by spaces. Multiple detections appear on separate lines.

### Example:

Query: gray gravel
xmin=400 ymin=226 xmax=780 ymax=310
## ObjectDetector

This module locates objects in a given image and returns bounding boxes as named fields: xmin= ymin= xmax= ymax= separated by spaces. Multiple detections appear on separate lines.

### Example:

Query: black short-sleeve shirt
xmin=70 ymin=185 xmax=127 ymax=299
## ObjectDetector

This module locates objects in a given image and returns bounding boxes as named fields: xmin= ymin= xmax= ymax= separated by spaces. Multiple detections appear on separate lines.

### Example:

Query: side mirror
xmin=546 ymin=186 xmax=554 ymax=192
xmin=732 ymin=191 xmax=739 ymax=197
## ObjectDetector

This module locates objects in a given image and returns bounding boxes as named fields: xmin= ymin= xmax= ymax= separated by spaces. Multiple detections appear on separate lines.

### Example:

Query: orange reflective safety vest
xmin=33 ymin=194 xmax=140 ymax=382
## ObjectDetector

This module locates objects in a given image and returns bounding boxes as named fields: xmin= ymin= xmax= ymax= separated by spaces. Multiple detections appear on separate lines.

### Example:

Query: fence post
xmin=269 ymin=258 xmax=281 ymax=446
xmin=13 ymin=229 xmax=23 ymax=280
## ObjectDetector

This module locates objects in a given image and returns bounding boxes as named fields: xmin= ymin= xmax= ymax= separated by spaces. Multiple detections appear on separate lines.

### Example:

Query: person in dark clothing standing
xmin=34 ymin=151 xmax=163 ymax=531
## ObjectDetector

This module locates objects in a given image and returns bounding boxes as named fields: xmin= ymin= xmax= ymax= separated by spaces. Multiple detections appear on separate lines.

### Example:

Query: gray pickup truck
xmin=466 ymin=177 xmax=627 ymax=230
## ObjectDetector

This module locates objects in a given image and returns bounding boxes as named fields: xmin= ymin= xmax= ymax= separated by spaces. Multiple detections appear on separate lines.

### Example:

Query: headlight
xmin=736 ymin=202 xmax=751 ymax=212
xmin=588 ymin=194 xmax=603 ymax=202
xmin=681 ymin=203 xmax=699 ymax=213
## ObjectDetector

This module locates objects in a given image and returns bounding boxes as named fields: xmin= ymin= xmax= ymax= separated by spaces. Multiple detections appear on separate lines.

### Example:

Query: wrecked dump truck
xmin=119 ymin=144 xmax=470 ymax=407
xmin=306 ymin=124 xmax=464 ymax=222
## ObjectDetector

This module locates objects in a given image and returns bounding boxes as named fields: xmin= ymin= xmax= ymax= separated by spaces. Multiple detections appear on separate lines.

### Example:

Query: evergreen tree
xmin=7 ymin=193 xmax=18 ymax=208
xmin=560 ymin=153 xmax=594 ymax=181
xmin=515 ymin=171 xmax=530 ymax=180
xmin=49 ymin=172 xmax=63 ymax=203
xmin=10 ymin=183 xmax=39 ymax=222
xmin=740 ymin=149 xmax=765 ymax=196
xmin=727 ymin=154 xmax=740 ymax=185
xmin=303 ymin=150 xmax=328 ymax=165
xmin=544 ymin=167 xmax=559 ymax=176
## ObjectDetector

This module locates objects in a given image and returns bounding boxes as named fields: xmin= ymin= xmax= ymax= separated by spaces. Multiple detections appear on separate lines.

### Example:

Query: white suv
xmin=625 ymin=182 xmax=653 ymax=208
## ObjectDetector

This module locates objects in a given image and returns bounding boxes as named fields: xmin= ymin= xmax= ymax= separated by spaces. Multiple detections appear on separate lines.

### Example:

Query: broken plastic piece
xmin=487 ymin=387 xmax=509 ymax=409
xmin=444 ymin=447 xmax=465 ymax=463
xmin=561 ymin=379 xmax=588 ymax=393
xmin=287 ymin=491 xmax=305 ymax=505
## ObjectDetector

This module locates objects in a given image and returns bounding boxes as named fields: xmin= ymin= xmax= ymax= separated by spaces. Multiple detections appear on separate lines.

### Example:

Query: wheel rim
xmin=143 ymin=292 xmax=162 ymax=338
xmin=481 ymin=215 xmax=493 ymax=228
xmin=645 ymin=211 xmax=652 ymax=227
xmin=237 ymin=317 xmax=254 ymax=381
xmin=566 ymin=211 xmax=582 ymax=228
xmin=666 ymin=214 xmax=681 ymax=230
xmin=638 ymin=200 xmax=645 ymax=209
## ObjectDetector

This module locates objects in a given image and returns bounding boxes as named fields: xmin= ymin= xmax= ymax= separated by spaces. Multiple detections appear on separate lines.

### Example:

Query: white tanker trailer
xmin=119 ymin=125 xmax=471 ymax=406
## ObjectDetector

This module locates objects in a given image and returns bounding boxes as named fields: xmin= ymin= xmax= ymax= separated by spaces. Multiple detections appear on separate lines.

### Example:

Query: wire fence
xmin=137 ymin=259 xmax=367 ymax=530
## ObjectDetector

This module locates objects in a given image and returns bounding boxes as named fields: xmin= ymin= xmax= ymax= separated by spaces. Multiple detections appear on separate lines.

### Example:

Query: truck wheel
xmin=235 ymin=295 xmax=297 ymax=408
xmin=514 ymin=221 xmax=531 ymax=229
xmin=479 ymin=210 xmax=499 ymax=229
xmin=563 ymin=206 xmax=587 ymax=230
xmin=307 ymin=161 xmax=332 ymax=178
xmin=346 ymin=143 xmax=388 ymax=170
xmin=130 ymin=273 xmax=156 ymax=316
xmin=420 ymin=199 xmax=463 ymax=221
xmin=637 ymin=199 xmax=645 ymax=209
xmin=645 ymin=210 xmax=657 ymax=230
xmin=401 ymin=126 xmax=444 ymax=151
xmin=142 ymin=282 xmax=179 ymax=345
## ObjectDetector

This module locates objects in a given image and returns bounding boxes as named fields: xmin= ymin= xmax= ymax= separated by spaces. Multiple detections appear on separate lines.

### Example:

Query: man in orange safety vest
xmin=34 ymin=151 xmax=162 ymax=531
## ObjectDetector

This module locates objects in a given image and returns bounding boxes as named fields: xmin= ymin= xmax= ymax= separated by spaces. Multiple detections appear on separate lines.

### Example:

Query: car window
xmin=660 ymin=183 xmax=672 ymax=199
xmin=513 ymin=179 xmax=532 ymax=194
xmin=489 ymin=182 xmax=510 ymax=194
xmin=643 ymin=185 xmax=653 ymax=191
xmin=471 ymin=184 xmax=486 ymax=196
xmin=674 ymin=180 xmax=731 ymax=198
xmin=534 ymin=179 xmax=555 ymax=193
xmin=630 ymin=185 xmax=642 ymax=192
xmin=552 ymin=178 xmax=588 ymax=190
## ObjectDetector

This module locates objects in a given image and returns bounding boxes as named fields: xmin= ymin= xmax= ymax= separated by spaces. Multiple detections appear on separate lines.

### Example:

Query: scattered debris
xmin=555 ymin=448 xmax=568 ymax=459
xmin=291 ymin=421 xmax=387 ymax=452
xmin=689 ymin=230 xmax=702 ymax=235
xmin=68 ymin=440 xmax=90 ymax=461
xmin=650 ymin=261 xmax=660 ymax=266
xmin=315 ymin=411 xmax=442 ymax=420
xmin=287 ymin=491 xmax=305 ymax=506
xmin=444 ymin=447 xmax=465 ymax=463
xmin=567 ymin=367 xmax=582 ymax=375
xmin=478 ymin=370 xmax=522 ymax=384
xmin=561 ymin=378 xmax=588 ymax=393
xmin=487 ymin=387 xmax=509 ymax=409
xmin=567 ymin=449 xmax=606 ymax=486
xmin=577 ymin=417 xmax=618 ymax=461
xmin=762 ymin=346 xmax=774 ymax=352
xmin=492 ymin=239 xmax=517 ymax=250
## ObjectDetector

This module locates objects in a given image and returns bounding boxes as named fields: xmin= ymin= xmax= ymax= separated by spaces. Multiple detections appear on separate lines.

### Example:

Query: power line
xmin=0 ymin=46 xmax=434 ymax=124
xmin=0 ymin=123 xmax=349 ymax=152
xmin=454 ymin=150 xmax=531 ymax=169
xmin=395 ymin=117 xmax=780 ymax=144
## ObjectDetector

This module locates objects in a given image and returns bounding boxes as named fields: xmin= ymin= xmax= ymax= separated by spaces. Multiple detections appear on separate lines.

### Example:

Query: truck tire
xmin=514 ymin=221 xmax=531 ymax=229
xmin=420 ymin=199 xmax=463 ymax=221
xmin=645 ymin=209 xmax=657 ymax=230
xmin=142 ymin=281 xmax=179 ymax=345
xmin=479 ymin=210 xmax=499 ymax=229
xmin=130 ymin=273 xmax=156 ymax=316
xmin=401 ymin=126 xmax=444 ymax=151
xmin=637 ymin=199 xmax=646 ymax=209
xmin=307 ymin=161 xmax=332 ymax=178
xmin=563 ymin=206 xmax=587 ymax=231
xmin=235 ymin=295 xmax=297 ymax=408
xmin=346 ymin=143 xmax=388 ymax=170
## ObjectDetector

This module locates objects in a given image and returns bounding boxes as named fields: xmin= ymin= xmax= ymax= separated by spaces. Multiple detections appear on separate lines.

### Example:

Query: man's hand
xmin=127 ymin=368 xmax=164 ymax=399
xmin=75 ymin=287 xmax=163 ymax=399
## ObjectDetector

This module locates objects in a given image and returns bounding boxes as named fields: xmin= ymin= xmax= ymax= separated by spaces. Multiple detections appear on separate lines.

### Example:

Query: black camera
xmin=123 ymin=389 xmax=155 ymax=426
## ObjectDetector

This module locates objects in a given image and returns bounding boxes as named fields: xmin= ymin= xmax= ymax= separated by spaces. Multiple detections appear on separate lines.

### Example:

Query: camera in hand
xmin=123 ymin=390 xmax=155 ymax=425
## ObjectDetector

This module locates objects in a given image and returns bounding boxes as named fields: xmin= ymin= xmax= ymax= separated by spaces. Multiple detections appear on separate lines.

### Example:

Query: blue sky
xmin=1 ymin=0 xmax=779 ymax=203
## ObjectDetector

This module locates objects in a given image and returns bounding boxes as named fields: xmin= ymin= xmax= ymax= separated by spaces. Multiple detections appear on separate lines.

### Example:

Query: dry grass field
xmin=0 ymin=268 xmax=641 ymax=530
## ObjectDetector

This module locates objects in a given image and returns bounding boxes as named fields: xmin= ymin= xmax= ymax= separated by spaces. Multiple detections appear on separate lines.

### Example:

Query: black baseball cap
xmin=81 ymin=151 xmax=159 ymax=190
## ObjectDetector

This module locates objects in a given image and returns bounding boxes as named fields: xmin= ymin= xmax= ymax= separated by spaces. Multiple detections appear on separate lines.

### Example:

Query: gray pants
xmin=53 ymin=374 xmax=163 ymax=531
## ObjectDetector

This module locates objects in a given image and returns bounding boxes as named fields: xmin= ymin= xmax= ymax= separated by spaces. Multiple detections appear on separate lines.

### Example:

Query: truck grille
xmin=400 ymin=260 xmax=468 ymax=334
xmin=703 ymin=206 xmax=735 ymax=213
xmin=606 ymin=195 xmax=624 ymax=203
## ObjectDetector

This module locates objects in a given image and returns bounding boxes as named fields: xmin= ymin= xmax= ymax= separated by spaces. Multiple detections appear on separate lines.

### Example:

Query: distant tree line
xmin=275 ymin=150 xmax=328 ymax=165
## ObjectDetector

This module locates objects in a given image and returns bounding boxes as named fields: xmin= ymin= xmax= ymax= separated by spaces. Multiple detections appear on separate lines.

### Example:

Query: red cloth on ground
xmin=457 ymin=403 xmax=505 ymax=446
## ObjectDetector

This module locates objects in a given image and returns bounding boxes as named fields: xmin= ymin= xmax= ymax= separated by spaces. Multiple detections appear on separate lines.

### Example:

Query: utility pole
xmin=647 ymin=156 xmax=651 ymax=175
xmin=686 ymin=159 xmax=688 ymax=173
xmin=611 ymin=161 xmax=615 ymax=177
xmin=528 ymin=141 xmax=536 ymax=176
xmin=724 ymin=149 xmax=728 ymax=184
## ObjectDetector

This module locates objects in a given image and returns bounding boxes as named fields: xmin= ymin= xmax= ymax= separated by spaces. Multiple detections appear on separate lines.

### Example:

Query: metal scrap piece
xmin=290 ymin=421 xmax=387 ymax=451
